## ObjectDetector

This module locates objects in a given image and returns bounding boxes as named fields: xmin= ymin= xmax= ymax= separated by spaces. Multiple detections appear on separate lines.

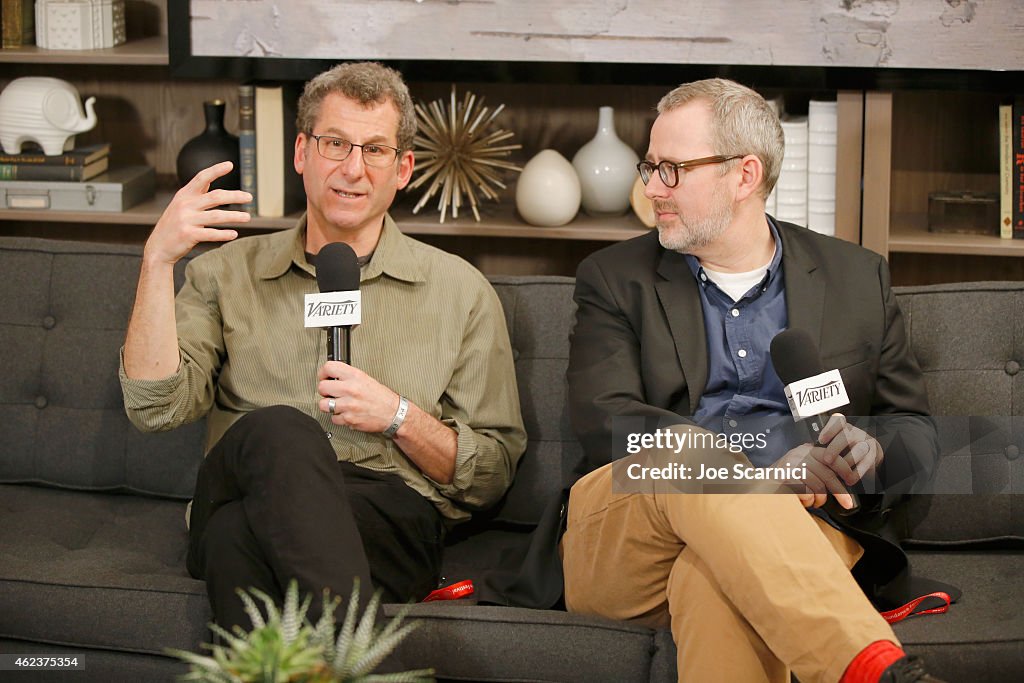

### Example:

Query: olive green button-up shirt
xmin=119 ymin=215 xmax=526 ymax=522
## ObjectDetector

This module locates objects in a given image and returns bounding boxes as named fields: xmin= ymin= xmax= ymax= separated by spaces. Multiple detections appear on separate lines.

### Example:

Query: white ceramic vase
xmin=572 ymin=106 xmax=640 ymax=217
xmin=515 ymin=149 xmax=582 ymax=227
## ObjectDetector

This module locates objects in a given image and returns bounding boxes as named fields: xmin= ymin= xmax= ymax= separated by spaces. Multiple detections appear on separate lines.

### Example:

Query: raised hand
xmin=144 ymin=161 xmax=252 ymax=266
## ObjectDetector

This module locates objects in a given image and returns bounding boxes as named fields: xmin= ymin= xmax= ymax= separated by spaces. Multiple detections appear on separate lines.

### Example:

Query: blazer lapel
xmin=655 ymin=250 xmax=707 ymax=415
xmin=780 ymin=226 xmax=825 ymax=352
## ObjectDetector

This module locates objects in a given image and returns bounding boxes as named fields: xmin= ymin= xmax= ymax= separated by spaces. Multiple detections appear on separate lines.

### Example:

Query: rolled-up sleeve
xmin=118 ymin=258 xmax=225 ymax=433
xmin=433 ymin=282 xmax=526 ymax=510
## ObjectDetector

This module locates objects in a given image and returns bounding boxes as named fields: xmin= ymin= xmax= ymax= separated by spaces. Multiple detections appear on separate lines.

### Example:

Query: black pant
xmin=186 ymin=405 xmax=444 ymax=630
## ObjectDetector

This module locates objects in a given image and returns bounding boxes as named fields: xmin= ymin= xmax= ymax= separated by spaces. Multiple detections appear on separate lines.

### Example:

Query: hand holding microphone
xmin=306 ymin=242 xmax=407 ymax=435
xmin=770 ymin=329 xmax=883 ymax=517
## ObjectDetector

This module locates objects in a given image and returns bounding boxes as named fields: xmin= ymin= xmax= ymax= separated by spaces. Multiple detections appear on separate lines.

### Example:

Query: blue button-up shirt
xmin=686 ymin=219 xmax=791 ymax=466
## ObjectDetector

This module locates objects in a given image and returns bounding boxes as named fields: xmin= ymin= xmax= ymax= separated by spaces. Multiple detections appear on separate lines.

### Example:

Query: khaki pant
xmin=561 ymin=448 xmax=898 ymax=683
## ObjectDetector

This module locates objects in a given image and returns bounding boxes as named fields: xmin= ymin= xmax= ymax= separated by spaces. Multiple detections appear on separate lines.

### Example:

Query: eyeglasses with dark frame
xmin=636 ymin=155 xmax=745 ymax=188
xmin=309 ymin=133 xmax=402 ymax=167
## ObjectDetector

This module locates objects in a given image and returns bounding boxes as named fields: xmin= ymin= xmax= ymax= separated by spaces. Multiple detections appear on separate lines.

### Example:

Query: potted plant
xmin=168 ymin=579 xmax=434 ymax=682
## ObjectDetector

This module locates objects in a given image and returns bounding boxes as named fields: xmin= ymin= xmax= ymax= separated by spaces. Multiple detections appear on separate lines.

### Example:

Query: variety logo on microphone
xmin=303 ymin=291 xmax=361 ymax=328
xmin=783 ymin=369 xmax=849 ymax=420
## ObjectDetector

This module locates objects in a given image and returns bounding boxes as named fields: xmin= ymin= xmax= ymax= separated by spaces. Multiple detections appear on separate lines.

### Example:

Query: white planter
xmin=516 ymin=150 xmax=581 ymax=227
xmin=36 ymin=0 xmax=126 ymax=50
xmin=572 ymin=106 xmax=640 ymax=217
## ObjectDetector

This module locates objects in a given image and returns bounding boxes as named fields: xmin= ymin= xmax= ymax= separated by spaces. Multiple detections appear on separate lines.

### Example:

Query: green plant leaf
xmin=351 ymin=621 xmax=420 ymax=676
xmin=170 ymin=579 xmax=431 ymax=682
xmin=237 ymin=589 xmax=267 ymax=631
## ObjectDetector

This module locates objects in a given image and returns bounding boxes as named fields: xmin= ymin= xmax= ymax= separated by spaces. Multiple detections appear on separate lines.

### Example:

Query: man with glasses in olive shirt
xmin=119 ymin=62 xmax=526 ymax=629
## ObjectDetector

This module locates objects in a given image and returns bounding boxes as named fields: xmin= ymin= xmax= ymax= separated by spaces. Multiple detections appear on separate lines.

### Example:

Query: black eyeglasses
xmin=309 ymin=134 xmax=401 ymax=167
xmin=636 ymin=155 xmax=744 ymax=188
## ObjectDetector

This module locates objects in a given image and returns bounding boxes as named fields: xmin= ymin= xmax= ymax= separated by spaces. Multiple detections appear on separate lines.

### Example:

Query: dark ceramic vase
xmin=176 ymin=99 xmax=240 ymax=190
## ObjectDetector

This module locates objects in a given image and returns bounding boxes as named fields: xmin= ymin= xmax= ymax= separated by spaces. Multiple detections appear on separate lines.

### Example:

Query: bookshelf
xmin=861 ymin=89 xmax=1023 ymax=283
xmin=5 ymin=1 xmax=1019 ymax=281
xmin=0 ymin=36 xmax=168 ymax=65
xmin=0 ymin=189 xmax=650 ymax=241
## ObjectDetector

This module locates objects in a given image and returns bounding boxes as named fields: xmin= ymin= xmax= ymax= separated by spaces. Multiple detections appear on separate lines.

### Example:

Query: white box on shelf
xmin=807 ymin=100 xmax=838 ymax=235
xmin=35 ymin=0 xmax=126 ymax=50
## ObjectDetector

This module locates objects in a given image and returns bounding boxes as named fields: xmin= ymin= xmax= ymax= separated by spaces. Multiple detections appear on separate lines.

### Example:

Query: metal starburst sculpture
xmin=408 ymin=85 xmax=522 ymax=223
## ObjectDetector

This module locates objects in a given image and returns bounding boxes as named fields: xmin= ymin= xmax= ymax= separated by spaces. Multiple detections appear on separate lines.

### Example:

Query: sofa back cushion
xmin=5 ymin=235 xmax=1020 ymax=543
xmin=0 ymin=237 xmax=204 ymax=499
xmin=0 ymin=238 xmax=579 ymax=522
xmin=489 ymin=276 xmax=580 ymax=525
xmin=895 ymin=283 xmax=1024 ymax=544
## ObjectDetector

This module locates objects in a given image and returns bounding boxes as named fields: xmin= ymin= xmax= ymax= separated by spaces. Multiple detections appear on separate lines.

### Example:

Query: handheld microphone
xmin=770 ymin=328 xmax=860 ymax=516
xmin=306 ymin=242 xmax=361 ymax=363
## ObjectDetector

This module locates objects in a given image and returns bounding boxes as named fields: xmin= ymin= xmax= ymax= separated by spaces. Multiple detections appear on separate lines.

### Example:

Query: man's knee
xmin=232 ymin=405 xmax=322 ymax=440
xmin=221 ymin=405 xmax=332 ymax=464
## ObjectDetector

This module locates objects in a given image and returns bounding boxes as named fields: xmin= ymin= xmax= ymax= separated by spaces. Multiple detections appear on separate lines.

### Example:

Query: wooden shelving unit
xmin=889 ymin=213 xmax=1024 ymax=257
xmin=862 ymin=89 xmax=1014 ymax=282
xmin=9 ymin=0 xmax=1013 ymax=283
xmin=0 ymin=2 xmax=865 ymax=276
xmin=0 ymin=36 xmax=168 ymax=65
xmin=0 ymin=189 xmax=652 ymax=242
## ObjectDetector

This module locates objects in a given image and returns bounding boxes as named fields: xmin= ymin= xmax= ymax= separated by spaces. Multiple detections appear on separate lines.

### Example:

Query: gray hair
xmin=296 ymin=61 xmax=417 ymax=151
xmin=657 ymin=78 xmax=783 ymax=198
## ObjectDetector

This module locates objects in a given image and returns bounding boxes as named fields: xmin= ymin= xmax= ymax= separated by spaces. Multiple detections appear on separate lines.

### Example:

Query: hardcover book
xmin=254 ymin=84 xmax=304 ymax=218
xmin=0 ymin=156 xmax=109 ymax=181
xmin=1014 ymin=98 xmax=1024 ymax=239
xmin=238 ymin=85 xmax=257 ymax=213
xmin=0 ymin=143 xmax=110 ymax=167
xmin=1 ymin=0 xmax=35 ymax=48
xmin=999 ymin=103 xmax=1013 ymax=239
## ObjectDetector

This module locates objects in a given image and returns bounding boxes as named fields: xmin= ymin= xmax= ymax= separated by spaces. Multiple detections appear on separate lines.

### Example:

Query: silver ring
xmin=327 ymin=398 xmax=336 ymax=414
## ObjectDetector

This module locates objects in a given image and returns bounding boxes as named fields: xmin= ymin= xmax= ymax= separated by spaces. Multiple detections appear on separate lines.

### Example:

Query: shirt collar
xmin=684 ymin=215 xmax=784 ymax=287
xmin=361 ymin=213 xmax=426 ymax=284
xmin=257 ymin=213 xmax=425 ymax=284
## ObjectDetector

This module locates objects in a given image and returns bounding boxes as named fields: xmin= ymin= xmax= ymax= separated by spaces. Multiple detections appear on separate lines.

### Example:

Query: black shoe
xmin=879 ymin=655 xmax=946 ymax=682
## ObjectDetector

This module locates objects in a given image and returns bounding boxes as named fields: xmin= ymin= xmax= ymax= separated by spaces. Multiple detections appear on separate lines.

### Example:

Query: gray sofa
xmin=0 ymin=235 xmax=1021 ymax=682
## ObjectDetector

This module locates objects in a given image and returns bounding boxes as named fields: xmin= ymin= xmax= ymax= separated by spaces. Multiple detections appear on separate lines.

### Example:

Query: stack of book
xmin=0 ymin=143 xmax=156 ymax=213
xmin=0 ymin=143 xmax=111 ymax=181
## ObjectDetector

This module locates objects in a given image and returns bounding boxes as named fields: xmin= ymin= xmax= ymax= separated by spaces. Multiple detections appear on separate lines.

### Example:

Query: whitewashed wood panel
xmin=188 ymin=0 xmax=1024 ymax=71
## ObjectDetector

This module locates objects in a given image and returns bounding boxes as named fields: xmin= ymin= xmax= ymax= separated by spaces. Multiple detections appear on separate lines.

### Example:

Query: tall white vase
xmin=572 ymin=106 xmax=640 ymax=217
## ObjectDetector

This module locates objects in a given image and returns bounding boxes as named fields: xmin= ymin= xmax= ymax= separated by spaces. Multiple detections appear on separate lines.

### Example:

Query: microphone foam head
xmin=770 ymin=328 xmax=825 ymax=384
xmin=315 ymin=242 xmax=360 ymax=293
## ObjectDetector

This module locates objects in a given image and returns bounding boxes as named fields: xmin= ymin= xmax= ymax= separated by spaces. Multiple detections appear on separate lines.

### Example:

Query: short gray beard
xmin=655 ymin=199 xmax=733 ymax=253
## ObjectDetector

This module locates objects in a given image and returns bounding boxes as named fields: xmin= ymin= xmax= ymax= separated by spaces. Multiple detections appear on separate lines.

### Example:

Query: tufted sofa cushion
xmin=0 ymin=239 xmax=204 ymax=499
xmin=895 ymin=282 xmax=1024 ymax=545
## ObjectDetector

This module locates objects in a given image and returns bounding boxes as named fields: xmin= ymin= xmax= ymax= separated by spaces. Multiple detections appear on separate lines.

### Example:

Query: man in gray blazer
xmin=564 ymin=78 xmax=944 ymax=683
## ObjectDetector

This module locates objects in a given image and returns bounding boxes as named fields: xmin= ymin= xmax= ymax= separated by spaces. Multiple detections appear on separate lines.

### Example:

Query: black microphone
xmin=311 ymin=242 xmax=360 ymax=363
xmin=770 ymin=328 xmax=860 ymax=516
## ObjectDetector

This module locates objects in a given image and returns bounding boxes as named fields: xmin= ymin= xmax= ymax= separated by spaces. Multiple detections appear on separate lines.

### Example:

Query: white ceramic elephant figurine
xmin=0 ymin=77 xmax=98 ymax=155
